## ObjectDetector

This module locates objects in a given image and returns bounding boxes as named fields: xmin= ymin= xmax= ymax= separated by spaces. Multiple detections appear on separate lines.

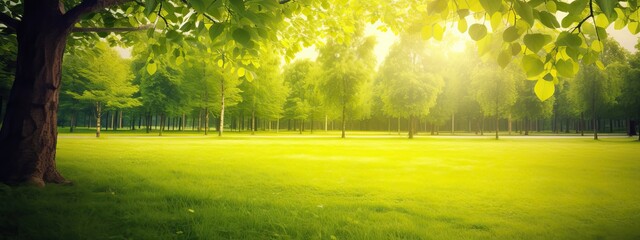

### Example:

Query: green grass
xmin=1 ymin=134 xmax=640 ymax=239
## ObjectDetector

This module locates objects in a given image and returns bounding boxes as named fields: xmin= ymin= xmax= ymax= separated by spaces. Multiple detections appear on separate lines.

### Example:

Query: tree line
xmin=41 ymin=29 xmax=640 ymax=140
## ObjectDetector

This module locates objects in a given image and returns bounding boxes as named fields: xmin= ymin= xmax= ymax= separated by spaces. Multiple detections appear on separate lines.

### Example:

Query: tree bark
xmin=0 ymin=2 xmax=72 ymax=185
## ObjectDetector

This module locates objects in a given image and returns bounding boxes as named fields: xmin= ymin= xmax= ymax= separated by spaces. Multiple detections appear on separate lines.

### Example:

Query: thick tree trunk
xmin=0 ymin=3 xmax=71 ymax=185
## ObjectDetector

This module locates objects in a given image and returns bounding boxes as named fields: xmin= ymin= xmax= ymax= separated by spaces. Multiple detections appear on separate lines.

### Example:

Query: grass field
xmin=1 ymin=132 xmax=639 ymax=239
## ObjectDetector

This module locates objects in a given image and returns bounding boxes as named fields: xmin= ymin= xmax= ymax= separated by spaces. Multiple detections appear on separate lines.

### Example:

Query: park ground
xmin=1 ymin=130 xmax=639 ymax=239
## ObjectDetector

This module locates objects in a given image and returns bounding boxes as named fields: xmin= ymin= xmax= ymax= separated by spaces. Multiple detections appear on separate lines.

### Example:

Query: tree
xmin=569 ymin=39 xmax=626 ymax=140
xmin=318 ymin=34 xmax=376 ymax=138
xmin=238 ymin=45 xmax=288 ymax=134
xmin=472 ymin=62 xmax=517 ymax=139
xmin=65 ymin=43 xmax=140 ymax=137
xmin=512 ymin=81 xmax=555 ymax=136
xmin=378 ymin=33 xmax=444 ymax=139
xmin=620 ymin=41 xmax=640 ymax=140
xmin=283 ymin=60 xmax=315 ymax=133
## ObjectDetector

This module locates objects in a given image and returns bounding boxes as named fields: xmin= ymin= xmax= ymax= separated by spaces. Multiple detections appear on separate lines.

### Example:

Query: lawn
xmin=1 ymin=133 xmax=639 ymax=239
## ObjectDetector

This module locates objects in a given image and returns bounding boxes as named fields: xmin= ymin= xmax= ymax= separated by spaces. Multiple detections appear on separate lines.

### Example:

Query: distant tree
xmin=283 ymin=60 xmax=315 ymax=133
xmin=66 ymin=43 xmax=140 ymax=137
xmin=620 ymin=46 xmax=640 ymax=139
xmin=472 ymin=62 xmax=517 ymax=139
xmin=569 ymin=39 xmax=627 ymax=140
xmin=238 ymin=46 xmax=288 ymax=134
xmin=512 ymin=80 xmax=555 ymax=135
xmin=319 ymin=34 xmax=376 ymax=138
xmin=378 ymin=33 xmax=444 ymax=139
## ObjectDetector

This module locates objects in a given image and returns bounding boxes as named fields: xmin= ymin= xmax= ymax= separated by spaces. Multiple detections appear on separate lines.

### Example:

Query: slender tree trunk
xmin=219 ymin=85 xmax=225 ymax=137
xmin=118 ymin=110 xmax=123 ymax=129
xmin=276 ymin=118 xmax=280 ymax=133
xmin=397 ymin=116 xmax=401 ymax=135
xmin=95 ymin=102 xmax=102 ymax=138
xmin=159 ymin=113 xmax=164 ymax=136
xmin=524 ymin=117 xmax=529 ymax=135
xmin=480 ymin=116 xmax=485 ymax=135
xmin=495 ymin=115 xmax=499 ymax=140
xmin=251 ymin=108 xmax=255 ymax=135
xmin=408 ymin=116 xmax=414 ymax=139
xmin=451 ymin=112 xmax=455 ymax=134
xmin=110 ymin=110 xmax=115 ymax=131
xmin=204 ymin=107 xmax=209 ymax=135
xmin=508 ymin=114 xmax=512 ymax=135
xmin=325 ymin=115 xmax=328 ymax=132
xmin=69 ymin=113 xmax=76 ymax=133
xmin=341 ymin=104 xmax=346 ymax=138
xmin=580 ymin=112 xmax=585 ymax=136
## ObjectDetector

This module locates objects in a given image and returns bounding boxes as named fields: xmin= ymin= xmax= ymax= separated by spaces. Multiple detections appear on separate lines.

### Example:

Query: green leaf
xmin=433 ymin=24 xmax=445 ymax=41
xmin=468 ymin=24 xmax=487 ymax=41
xmin=629 ymin=21 xmax=640 ymax=34
xmin=555 ymin=59 xmax=576 ymax=78
xmin=534 ymin=79 xmax=555 ymax=101
xmin=511 ymin=42 xmax=522 ymax=55
xmin=514 ymin=1 xmax=534 ymax=26
xmin=591 ymin=39 xmax=603 ymax=52
xmin=217 ymin=59 xmax=224 ymax=68
xmin=175 ymin=56 xmax=184 ymax=65
xmin=538 ymin=11 xmax=560 ymax=28
xmin=595 ymin=0 xmax=618 ymax=20
xmin=144 ymin=0 xmax=158 ymax=16
xmin=146 ymin=62 xmax=157 ymax=75
xmin=497 ymin=49 xmax=511 ymax=68
xmin=457 ymin=18 xmax=468 ymax=33
xmin=428 ymin=0 xmax=448 ymax=14
xmin=237 ymin=67 xmax=246 ymax=77
xmin=595 ymin=13 xmax=610 ymax=28
xmin=502 ymin=26 xmax=521 ymax=42
xmin=522 ymin=54 xmax=545 ymax=79
xmin=209 ymin=24 xmax=225 ymax=41
xmin=546 ymin=0 xmax=557 ymax=13
xmin=596 ymin=60 xmax=606 ymax=70
xmin=490 ymin=12 xmax=502 ymax=30
xmin=479 ymin=0 xmax=502 ymax=14
xmin=232 ymin=28 xmax=251 ymax=47
xmin=556 ymin=32 xmax=582 ymax=47
xmin=523 ymin=33 xmax=550 ymax=53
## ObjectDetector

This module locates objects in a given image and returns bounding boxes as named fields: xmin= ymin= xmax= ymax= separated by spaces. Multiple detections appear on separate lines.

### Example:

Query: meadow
xmin=1 ymin=131 xmax=639 ymax=239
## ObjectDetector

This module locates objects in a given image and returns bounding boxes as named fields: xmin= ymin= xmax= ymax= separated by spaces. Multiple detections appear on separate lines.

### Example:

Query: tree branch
xmin=71 ymin=23 xmax=154 ymax=33
xmin=0 ymin=12 xmax=19 ymax=30
xmin=64 ymin=0 xmax=132 ymax=29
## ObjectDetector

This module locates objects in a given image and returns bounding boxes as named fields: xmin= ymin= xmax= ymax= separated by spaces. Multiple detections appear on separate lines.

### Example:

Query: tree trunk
xmin=580 ymin=112 xmax=585 ymax=136
xmin=204 ymin=107 xmax=209 ymax=135
xmin=251 ymin=108 xmax=255 ymax=135
xmin=325 ymin=115 xmax=328 ymax=132
xmin=0 ymin=4 xmax=73 ymax=185
xmin=95 ymin=102 xmax=102 ymax=138
xmin=495 ymin=115 xmax=499 ymax=140
xmin=451 ymin=112 xmax=455 ymax=134
xmin=276 ymin=118 xmax=280 ymax=133
xmin=341 ymin=103 xmax=346 ymax=138
xmin=219 ymin=84 xmax=225 ymax=137
xmin=408 ymin=116 xmax=414 ymax=139
xmin=508 ymin=114 xmax=512 ymax=135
